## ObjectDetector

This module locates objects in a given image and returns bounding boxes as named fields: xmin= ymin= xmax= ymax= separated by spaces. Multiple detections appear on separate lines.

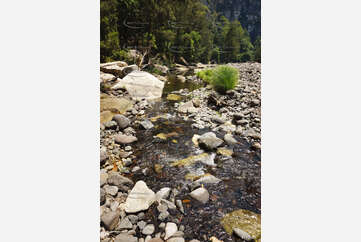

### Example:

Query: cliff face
xmin=206 ymin=0 xmax=261 ymax=41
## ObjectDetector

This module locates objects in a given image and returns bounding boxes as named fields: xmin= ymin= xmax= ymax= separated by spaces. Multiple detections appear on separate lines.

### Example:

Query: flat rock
xmin=113 ymin=114 xmax=130 ymax=129
xmin=189 ymin=187 xmax=209 ymax=204
xmin=164 ymin=222 xmax=177 ymax=240
xmin=198 ymin=132 xmax=223 ymax=150
xmin=115 ymin=134 xmax=138 ymax=144
xmin=112 ymin=71 xmax=164 ymax=100
xmin=124 ymin=181 xmax=156 ymax=213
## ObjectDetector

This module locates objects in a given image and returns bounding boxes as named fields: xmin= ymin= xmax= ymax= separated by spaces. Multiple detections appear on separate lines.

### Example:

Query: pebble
xmin=233 ymin=228 xmax=253 ymax=241
xmin=158 ymin=211 xmax=170 ymax=221
xmin=137 ymin=220 xmax=147 ymax=230
xmin=113 ymin=114 xmax=130 ymax=129
xmin=189 ymin=187 xmax=209 ymax=204
xmin=114 ymin=233 xmax=138 ymax=242
xmin=140 ymin=119 xmax=154 ymax=129
xmin=118 ymin=217 xmax=133 ymax=230
xmin=156 ymin=187 xmax=171 ymax=201
xmin=101 ymin=211 xmax=120 ymax=231
xmin=124 ymin=181 xmax=156 ymax=213
xmin=166 ymin=238 xmax=185 ymax=242
xmin=142 ymin=224 xmax=155 ymax=235
xmin=104 ymin=185 xmax=118 ymax=196
xmin=114 ymin=134 xmax=138 ymax=144
xmin=164 ymin=222 xmax=177 ymax=240
xmin=175 ymin=200 xmax=185 ymax=214
xmin=224 ymin=133 xmax=238 ymax=145
xmin=198 ymin=132 xmax=223 ymax=150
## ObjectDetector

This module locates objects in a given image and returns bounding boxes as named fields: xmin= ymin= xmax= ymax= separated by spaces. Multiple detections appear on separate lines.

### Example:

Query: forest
xmin=100 ymin=0 xmax=261 ymax=65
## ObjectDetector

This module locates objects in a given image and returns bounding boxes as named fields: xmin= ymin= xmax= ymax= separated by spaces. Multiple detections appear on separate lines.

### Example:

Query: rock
xmin=113 ymin=114 xmax=130 ymax=129
xmin=193 ymin=174 xmax=221 ymax=187
xmin=189 ymin=240 xmax=200 ymax=242
xmin=211 ymin=116 xmax=225 ymax=124
xmin=100 ymin=111 xmax=116 ymax=124
xmin=104 ymin=120 xmax=117 ymax=129
xmin=164 ymin=222 xmax=177 ymax=240
xmin=118 ymin=217 xmax=133 ymax=230
xmin=107 ymin=172 xmax=134 ymax=190
xmin=167 ymin=94 xmax=182 ymax=101
xmin=167 ymin=238 xmax=185 ymax=242
xmin=101 ymin=211 xmax=120 ymax=231
xmin=175 ymin=200 xmax=184 ymax=214
xmin=252 ymin=142 xmax=261 ymax=149
xmin=157 ymin=204 xmax=168 ymax=213
xmin=149 ymin=239 xmax=164 ymax=242
xmin=176 ymin=75 xmax=186 ymax=83
xmin=233 ymin=228 xmax=253 ymax=241
xmin=159 ymin=223 xmax=166 ymax=229
xmin=100 ymin=148 xmax=108 ymax=164
xmin=100 ymin=97 xmax=133 ymax=114
xmin=177 ymin=101 xmax=197 ymax=114
xmin=114 ymin=233 xmax=138 ymax=242
xmin=158 ymin=211 xmax=169 ymax=221
xmin=142 ymin=224 xmax=155 ymax=235
xmin=189 ymin=187 xmax=209 ymax=204
xmin=156 ymin=187 xmax=171 ymax=201
xmin=127 ymin=215 xmax=139 ymax=224
xmin=104 ymin=185 xmax=118 ymax=196
xmin=140 ymin=119 xmax=154 ymax=130
xmin=192 ymin=98 xmax=201 ymax=107
xmin=100 ymin=188 xmax=106 ymax=204
xmin=145 ymin=236 xmax=152 ymax=242
xmin=171 ymin=153 xmax=216 ymax=167
xmin=112 ymin=71 xmax=165 ymax=100
xmin=122 ymin=64 xmax=139 ymax=76
xmin=124 ymin=181 xmax=156 ymax=213
xmin=115 ymin=134 xmax=138 ymax=144
xmin=216 ymin=148 xmax=233 ymax=157
xmin=100 ymin=64 xmax=124 ymax=77
xmin=198 ymin=132 xmax=223 ymax=150
xmin=100 ymin=72 xmax=116 ymax=82
xmin=224 ymin=133 xmax=238 ymax=145
xmin=100 ymin=61 xmax=127 ymax=68
xmin=160 ymin=199 xmax=177 ymax=210
xmin=100 ymin=173 xmax=108 ymax=187
xmin=137 ymin=220 xmax=147 ymax=230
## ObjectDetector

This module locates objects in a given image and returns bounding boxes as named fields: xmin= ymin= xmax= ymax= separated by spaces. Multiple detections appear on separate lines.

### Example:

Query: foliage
xmin=100 ymin=0 xmax=261 ymax=64
xmin=196 ymin=69 xmax=214 ymax=83
xmin=211 ymin=65 xmax=239 ymax=93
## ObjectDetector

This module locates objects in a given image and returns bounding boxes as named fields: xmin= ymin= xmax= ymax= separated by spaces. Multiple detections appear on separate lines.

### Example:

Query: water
xmin=129 ymin=74 xmax=261 ymax=241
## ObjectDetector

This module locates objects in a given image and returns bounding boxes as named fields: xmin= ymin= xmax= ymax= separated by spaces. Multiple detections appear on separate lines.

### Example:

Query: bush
xmin=196 ymin=69 xmax=214 ymax=83
xmin=211 ymin=65 xmax=239 ymax=93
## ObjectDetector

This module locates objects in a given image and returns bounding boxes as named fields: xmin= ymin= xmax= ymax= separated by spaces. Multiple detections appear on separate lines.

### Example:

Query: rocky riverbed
xmin=100 ymin=62 xmax=261 ymax=242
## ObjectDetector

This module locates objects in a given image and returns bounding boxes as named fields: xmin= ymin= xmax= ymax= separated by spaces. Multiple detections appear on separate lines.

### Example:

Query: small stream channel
xmin=130 ymin=74 xmax=261 ymax=241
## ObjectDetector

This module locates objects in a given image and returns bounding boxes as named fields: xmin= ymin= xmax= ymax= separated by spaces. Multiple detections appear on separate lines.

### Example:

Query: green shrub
xmin=211 ymin=65 xmax=239 ymax=93
xmin=196 ymin=69 xmax=214 ymax=83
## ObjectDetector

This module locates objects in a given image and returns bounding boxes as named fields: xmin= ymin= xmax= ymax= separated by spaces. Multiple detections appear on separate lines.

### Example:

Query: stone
xmin=159 ymin=223 xmax=166 ymax=229
xmin=100 ymin=188 xmax=106 ymax=204
xmin=157 ymin=204 xmax=168 ymax=213
xmin=118 ymin=217 xmax=133 ymax=230
xmin=177 ymin=101 xmax=197 ymax=114
xmin=145 ymin=236 xmax=152 ymax=242
xmin=104 ymin=120 xmax=117 ymax=129
xmin=171 ymin=153 xmax=216 ymax=167
xmin=149 ymin=239 xmax=164 ymax=242
xmin=233 ymin=228 xmax=253 ymax=241
xmin=193 ymin=174 xmax=221 ymax=186
xmin=161 ymin=199 xmax=177 ymax=210
xmin=142 ymin=224 xmax=155 ymax=235
xmin=112 ymin=71 xmax=165 ymax=100
xmin=100 ymin=97 xmax=133 ymax=114
xmin=216 ymin=148 xmax=233 ymax=157
xmin=115 ymin=134 xmax=138 ymax=144
xmin=211 ymin=116 xmax=225 ymax=124
xmin=175 ymin=200 xmax=184 ymax=214
xmin=167 ymin=94 xmax=182 ymax=101
xmin=124 ymin=181 xmax=156 ymax=213
xmin=113 ymin=114 xmax=130 ymax=129
xmin=192 ymin=98 xmax=201 ymax=107
xmin=140 ymin=119 xmax=154 ymax=130
xmin=104 ymin=185 xmax=118 ymax=196
xmin=100 ymin=172 xmax=108 ymax=187
xmin=189 ymin=187 xmax=209 ymax=204
xmin=100 ymin=148 xmax=108 ymax=164
xmin=189 ymin=240 xmax=200 ymax=242
xmin=176 ymin=75 xmax=186 ymax=83
xmin=198 ymin=132 xmax=223 ymax=150
xmin=107 ymin=172 xmax=134 ymax=190
xmin=224 ymin=133 xmax=238 ymax=145
xmin=137 ymin=220 xmax=147 ymax=230
xmin=114 ymin=233 xmax=138 ymax=242
xmin=158 ymin=211 xmax=169 ymax=221
xmin=100 ymin=72 xmax=116 ymax=82
xmin=166 ymin=238 xmax=185 ymax=242
xmin=164 ymin=222 xmax=177 ymax=240
xmin=101 ymin=211 xmax=120 ymax=231
xmin=154 ymin=64 xmax=169 ymax=74
xmin=100 ymin=111 xmax=116 ymax=124
xmin=220 ymin=209 xmax=261 ymax=241
xmin=127 ymin=215 xmax=139 ymax=224
xmin=100 ymin=64 xmax=124 ymax=77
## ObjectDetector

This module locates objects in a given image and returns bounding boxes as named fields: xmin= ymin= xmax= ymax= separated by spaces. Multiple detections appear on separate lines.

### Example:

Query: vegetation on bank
xmin=197 ymin=65 xmax=239 ymax=93
xmin=100 ymin=0 xmax=261 ymax=64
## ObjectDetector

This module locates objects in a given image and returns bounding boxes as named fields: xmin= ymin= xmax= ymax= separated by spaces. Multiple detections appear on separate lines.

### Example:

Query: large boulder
xmin=112 ymin=71 xmax=164 ymax=100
